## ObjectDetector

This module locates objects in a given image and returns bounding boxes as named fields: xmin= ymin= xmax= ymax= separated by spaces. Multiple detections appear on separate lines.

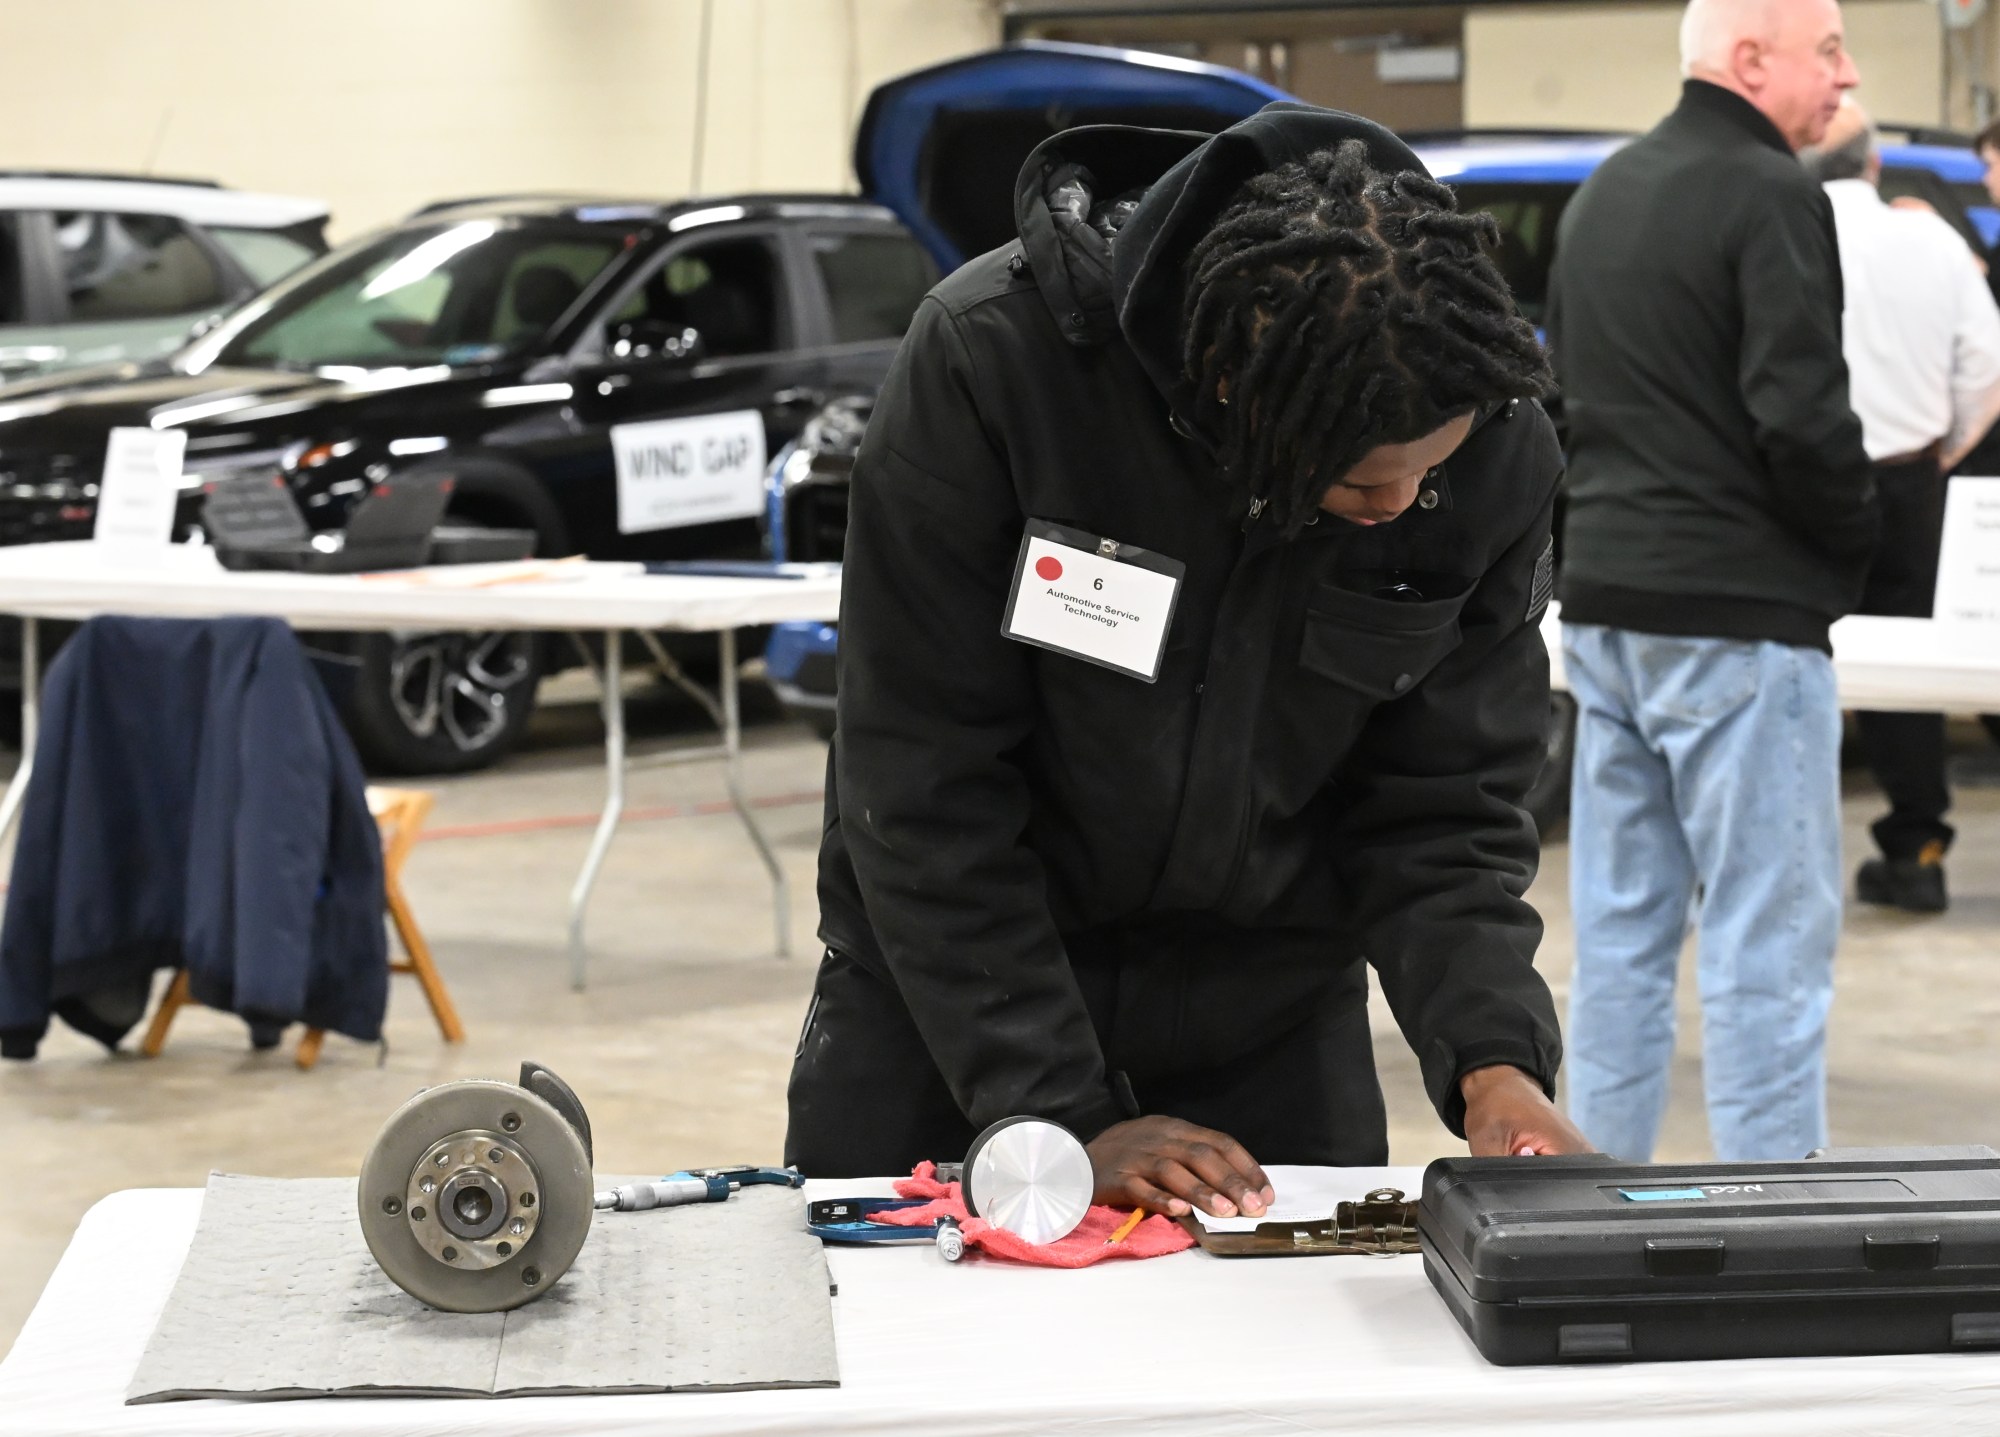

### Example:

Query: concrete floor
xmin=5 ymin=680 xmax=2000 ymax=1360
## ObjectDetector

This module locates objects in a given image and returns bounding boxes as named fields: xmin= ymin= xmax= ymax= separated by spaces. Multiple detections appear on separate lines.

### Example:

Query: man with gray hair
xmin=1803 ymin=96 xmax=2000 ymax=913
xmin=1548 ymin=0 xmax=1873 ymax=1161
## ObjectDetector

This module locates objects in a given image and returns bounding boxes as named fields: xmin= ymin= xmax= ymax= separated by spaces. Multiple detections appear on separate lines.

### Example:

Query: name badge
xmin=1001 ymin=519 xmax=1185 ymax=682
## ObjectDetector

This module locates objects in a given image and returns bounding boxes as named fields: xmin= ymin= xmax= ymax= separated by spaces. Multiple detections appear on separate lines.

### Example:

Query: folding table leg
xmin=717 ymin=627 xmax=791 ymax=957
xmin=375 ymin=788 xmax=463 ymax=1042
xmin=567 ymin=627 xmax=625 ymax=991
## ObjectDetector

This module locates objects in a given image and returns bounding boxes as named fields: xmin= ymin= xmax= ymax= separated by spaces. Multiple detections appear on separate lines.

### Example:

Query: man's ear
xmin=1731 ymin=36 xmax=1767 ymax=94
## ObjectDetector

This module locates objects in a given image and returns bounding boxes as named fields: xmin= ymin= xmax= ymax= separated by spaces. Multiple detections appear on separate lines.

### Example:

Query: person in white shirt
xmin=1805 ymin=96 xmax=2000 ymax=912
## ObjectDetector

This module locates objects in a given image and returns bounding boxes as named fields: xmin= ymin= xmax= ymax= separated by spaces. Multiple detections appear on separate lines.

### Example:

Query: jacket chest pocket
xmin=1298 ymin=581 xmax=1469 ymax=701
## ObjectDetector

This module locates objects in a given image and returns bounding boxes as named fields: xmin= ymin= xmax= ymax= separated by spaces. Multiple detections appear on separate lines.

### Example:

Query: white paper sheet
xmin=1187 ymin=1163 xmax=1416 ymax=1233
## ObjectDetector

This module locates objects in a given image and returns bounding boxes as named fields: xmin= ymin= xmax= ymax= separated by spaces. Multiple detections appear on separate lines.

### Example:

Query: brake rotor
xmin=357 ymin=1063 xmax=593 ymax=1312
xmin=960 ymin=1116 xmax=1094 ymax=1246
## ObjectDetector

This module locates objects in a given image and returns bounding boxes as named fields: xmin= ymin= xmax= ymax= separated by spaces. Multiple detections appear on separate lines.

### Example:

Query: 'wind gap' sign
xmin=612 ymin=409 xmax=766 ymax=534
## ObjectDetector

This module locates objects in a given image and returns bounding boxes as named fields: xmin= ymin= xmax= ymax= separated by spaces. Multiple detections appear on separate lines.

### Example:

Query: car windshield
xmin=190 ymin=220 xmax=626 ymax=373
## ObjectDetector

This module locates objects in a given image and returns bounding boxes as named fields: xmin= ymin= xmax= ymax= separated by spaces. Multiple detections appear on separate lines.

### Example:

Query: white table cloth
xmin=7 ymin=1169 xmax=2000 ymax=1436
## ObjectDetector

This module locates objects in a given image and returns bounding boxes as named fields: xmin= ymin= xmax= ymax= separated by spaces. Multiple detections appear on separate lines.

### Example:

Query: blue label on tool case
xmin=1618 ymin=1187 xmax=1710 ymax=1202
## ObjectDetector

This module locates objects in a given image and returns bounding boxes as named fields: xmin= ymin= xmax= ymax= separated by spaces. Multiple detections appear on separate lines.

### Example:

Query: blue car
xmin=765 ymin=45 xmax=1997 ymax=778
xmin=1411 ymin=130 xmax=1996 ymax=335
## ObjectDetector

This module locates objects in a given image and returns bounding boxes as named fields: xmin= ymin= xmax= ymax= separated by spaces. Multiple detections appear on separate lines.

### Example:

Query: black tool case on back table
xmin=1420 ymin=1147 xmax=2000 ymax=1365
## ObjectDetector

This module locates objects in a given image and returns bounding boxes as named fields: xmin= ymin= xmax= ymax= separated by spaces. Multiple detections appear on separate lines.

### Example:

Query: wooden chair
xmin=139 ymin=786 xmax=463 ymax=1068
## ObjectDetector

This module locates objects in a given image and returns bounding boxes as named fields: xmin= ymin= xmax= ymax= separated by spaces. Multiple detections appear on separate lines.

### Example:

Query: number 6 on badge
xmin=1001 ymin=519 xmax=1185 ymax=682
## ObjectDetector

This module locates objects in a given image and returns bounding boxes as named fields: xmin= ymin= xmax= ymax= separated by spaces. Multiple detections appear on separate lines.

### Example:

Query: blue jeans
xmin=1561 ymin=623 xmax=1841 ymax=1162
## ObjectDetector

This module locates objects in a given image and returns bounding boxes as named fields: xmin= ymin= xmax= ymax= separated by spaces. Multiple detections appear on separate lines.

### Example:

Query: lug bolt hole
xmin=520 ymin=1192 xmax=536 ymax=1208
xmin=411 ymin=1205 xmax=427 ymax=1222
xmin=442 ymin=1246 xmax=458 ymax=1262
xmin=496 ymin=1241 xmax=513 ymax=1257
xmin=522 ymin=1266 xmax=541 ymax=1286
xmin=501 ymin=1113 xmax=522 ymax=1133
xmin=381 ymin=1196 xmax=402 ymax=1216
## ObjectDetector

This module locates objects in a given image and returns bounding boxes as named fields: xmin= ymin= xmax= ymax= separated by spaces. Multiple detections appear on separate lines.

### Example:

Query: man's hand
xmin=1086 ymin=1115 xmax=1274 ymax=1219
xmin=1460 ymin=1064 xmax=1593 ymax=1156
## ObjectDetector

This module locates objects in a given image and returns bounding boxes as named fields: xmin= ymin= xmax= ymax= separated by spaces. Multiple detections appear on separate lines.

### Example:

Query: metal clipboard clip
xmin=1180 ymin=1186 xmax=1421 ymax=1258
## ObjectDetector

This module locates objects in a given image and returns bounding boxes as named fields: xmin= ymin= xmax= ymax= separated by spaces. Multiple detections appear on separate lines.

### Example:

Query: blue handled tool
xmin=594 ymin=1164 xmax=804 ymax=1212
xmin=806 ymin=1197 xmax=941 ymax=1242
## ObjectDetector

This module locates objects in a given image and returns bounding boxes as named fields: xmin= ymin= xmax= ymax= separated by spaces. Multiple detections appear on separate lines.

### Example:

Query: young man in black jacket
xmin=1548 ymin=0 xmax=1873 ymax=1163
xmin=787 ymin=104 xmax=1590 ymax=1221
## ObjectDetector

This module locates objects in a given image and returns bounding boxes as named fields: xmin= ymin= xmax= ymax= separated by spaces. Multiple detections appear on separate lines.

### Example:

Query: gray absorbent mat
xmin=128 ymin=1173 xmax=838 ymax=1401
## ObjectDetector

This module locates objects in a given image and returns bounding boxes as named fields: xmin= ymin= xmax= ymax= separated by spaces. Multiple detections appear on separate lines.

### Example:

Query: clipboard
xmin=1180 ymin=1186 xmax=1420 ymax=1257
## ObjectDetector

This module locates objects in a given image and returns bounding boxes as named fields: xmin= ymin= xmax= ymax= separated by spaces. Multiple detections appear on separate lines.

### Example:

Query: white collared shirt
xmin=1823 ymin=177 xmax=2000 ymax=466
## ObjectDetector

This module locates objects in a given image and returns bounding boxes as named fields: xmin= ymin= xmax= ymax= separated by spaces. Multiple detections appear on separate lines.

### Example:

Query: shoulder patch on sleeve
xmin=1528 ymin=537 xmax=1555 ymax=622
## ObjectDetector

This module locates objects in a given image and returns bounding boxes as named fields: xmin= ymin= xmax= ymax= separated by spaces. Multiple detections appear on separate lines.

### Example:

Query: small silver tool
xmin=935 ymin=1214 xmax=966 ymax=1262
xmin=594 ymin=1164 xmax=804 ymax=1212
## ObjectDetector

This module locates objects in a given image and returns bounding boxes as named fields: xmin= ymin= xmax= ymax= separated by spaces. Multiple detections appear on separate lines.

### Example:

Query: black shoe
xmin=1856 ymin=849 xmax=1948 ymax=914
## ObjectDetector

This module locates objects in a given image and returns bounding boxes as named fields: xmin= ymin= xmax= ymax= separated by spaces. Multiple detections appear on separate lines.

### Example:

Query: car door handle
xmin=773 ymin=387 xmax=825 ymax=409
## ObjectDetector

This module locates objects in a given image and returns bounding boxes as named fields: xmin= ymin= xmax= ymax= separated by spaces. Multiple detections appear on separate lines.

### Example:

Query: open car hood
xmin=855 ymin=40 xmax=1290 ymax=272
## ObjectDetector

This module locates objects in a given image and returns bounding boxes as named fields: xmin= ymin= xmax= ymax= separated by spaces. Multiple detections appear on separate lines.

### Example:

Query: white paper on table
xmin=1189 ymin=1164 xmax=1415 ymax=1234
xmin=93 ymin=427 xmax=186 ymax=553
xmin=1935 ymin=475 xmax=2000 ymax=623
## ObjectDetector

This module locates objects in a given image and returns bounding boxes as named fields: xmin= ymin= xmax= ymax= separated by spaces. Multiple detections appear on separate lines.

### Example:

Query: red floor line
xmin=415 ymin=788 xmax=825 ymax=842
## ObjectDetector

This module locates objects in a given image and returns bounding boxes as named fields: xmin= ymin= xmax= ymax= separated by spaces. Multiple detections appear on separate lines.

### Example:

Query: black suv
xmin=0 ymin=193 xmax=936 ymax=769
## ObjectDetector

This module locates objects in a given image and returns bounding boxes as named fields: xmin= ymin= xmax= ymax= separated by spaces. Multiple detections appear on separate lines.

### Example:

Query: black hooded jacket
xmin=816 ymin=104 xmax=1566 ymax=1144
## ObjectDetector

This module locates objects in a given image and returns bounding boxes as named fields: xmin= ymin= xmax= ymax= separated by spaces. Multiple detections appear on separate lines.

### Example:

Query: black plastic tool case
xmin=1420 ymin=1147 xmax=2000 ymax=1365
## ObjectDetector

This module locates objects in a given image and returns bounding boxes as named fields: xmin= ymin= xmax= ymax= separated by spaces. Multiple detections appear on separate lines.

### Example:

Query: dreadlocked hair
xmin=1181 ymin=140 xmax=1554 ymax=535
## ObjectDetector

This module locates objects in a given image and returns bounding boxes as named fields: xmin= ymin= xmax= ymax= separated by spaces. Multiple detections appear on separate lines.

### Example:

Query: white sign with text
xmin=612 ymin=409 xmax=766 ymax=534
xmin=93 ymin=427 xmax=186 ymax=553
xmin=1934 ymin=476 xmax=2000 ymax=624
xmin=1003 ymin=531 xmax=1182 ymax=681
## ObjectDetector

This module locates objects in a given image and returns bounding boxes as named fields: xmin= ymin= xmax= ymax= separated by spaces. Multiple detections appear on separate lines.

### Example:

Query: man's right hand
xmin=1086 ymin=1115 xmax=1274 ymax=1219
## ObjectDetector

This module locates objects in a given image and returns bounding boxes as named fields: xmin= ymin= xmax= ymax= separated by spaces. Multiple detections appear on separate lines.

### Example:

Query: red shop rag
xmin=865 ymin=1161 xmax=1195 ymax=1267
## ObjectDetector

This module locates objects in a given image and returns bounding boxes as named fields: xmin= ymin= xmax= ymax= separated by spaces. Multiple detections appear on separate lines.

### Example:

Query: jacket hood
xmin=1112 ymin=102 xmax=1432 ymax=417
xmin=1013 ymin=125 xmax=1211 ymax=349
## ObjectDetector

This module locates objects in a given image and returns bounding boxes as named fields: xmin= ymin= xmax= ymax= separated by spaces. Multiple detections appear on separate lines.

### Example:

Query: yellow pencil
xmin=1104 ymin=1208 xmax=1146 ymax=1246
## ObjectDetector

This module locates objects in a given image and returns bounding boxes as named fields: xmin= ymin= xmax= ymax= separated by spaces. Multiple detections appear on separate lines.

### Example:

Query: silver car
xmin=0 ymin=172 xmax=328 ymax=381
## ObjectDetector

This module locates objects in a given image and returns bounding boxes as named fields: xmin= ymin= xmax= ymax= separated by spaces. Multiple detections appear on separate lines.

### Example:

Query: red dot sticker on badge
xmin=1035 ymin=556 xmax=1063 ymax=581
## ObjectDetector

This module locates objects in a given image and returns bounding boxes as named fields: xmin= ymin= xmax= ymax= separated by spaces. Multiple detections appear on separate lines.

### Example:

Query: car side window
xmin=208 ymin=227 xmax=319 ymax=288
xmin=809 ymin=229 xmax=935 ymax=343
xmin=607 ymin=235 xmax=783 ymax=358
xmin=1448 ymin=183 xmax=1573 ymax=327
xmin=1878 ymin=166 xmax=1985 ymax=254
xmin=54 ymin=211 xmax=226 ymax=321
